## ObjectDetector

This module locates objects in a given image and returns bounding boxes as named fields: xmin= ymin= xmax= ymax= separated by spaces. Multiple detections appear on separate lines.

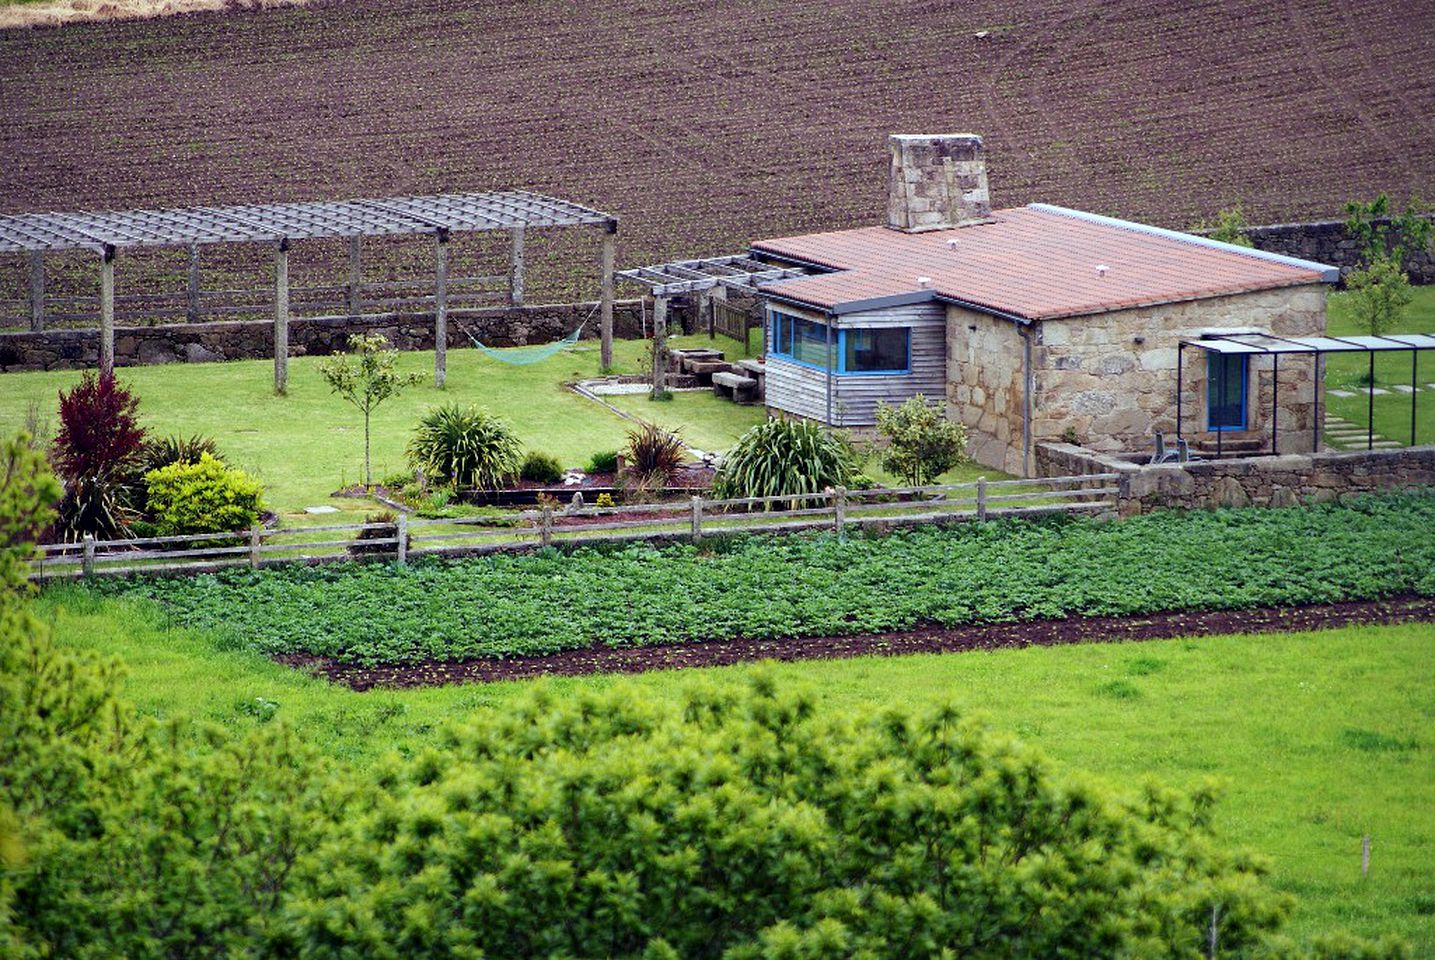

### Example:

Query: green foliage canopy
xmin=143 ymin=452 xmax=265 ymax=536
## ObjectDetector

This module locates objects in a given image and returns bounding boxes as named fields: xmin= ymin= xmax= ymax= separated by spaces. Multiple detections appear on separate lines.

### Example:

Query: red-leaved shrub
xmin=50 ymin=372 xmax=146 ymax=539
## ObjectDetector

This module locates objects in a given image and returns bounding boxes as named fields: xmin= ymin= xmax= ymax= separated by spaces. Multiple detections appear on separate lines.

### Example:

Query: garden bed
xmin=276 ymin=595 xmax=1435 ymax=689
xmin=89 ymin=491 xmax=1435 ymax=667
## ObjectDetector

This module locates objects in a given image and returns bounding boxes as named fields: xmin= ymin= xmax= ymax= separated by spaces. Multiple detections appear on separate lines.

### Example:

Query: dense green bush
xmin=586 ymin=449 xmax=620 ymax=474
xmin=713 ymin=417 xmax=854 ymax=504
xmin=104 ymin=492 xmax=1435 ymax=666
xmin=143 ymin=453 xmax=264 ymax=536
xmin=286 ymin=678 xmax=1299 ymax=959
xmin=407 ymin=403 xmax=521 ymax=491
xmin=518 ymin=450 xmax=564 ymax=484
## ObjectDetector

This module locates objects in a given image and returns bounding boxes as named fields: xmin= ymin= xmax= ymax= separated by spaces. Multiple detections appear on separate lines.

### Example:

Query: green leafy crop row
xmin=97 ymin=492 xmax=1435 ymax=666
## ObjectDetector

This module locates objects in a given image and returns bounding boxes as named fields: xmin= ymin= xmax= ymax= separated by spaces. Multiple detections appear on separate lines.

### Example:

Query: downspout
xmin=1017 ymin=322 xmax=1033 ymax=477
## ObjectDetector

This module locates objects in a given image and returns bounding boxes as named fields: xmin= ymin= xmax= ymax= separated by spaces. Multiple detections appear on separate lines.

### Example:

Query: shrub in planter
xmin=50 ymin=372 xmax=146 ymax=541
xmin=143 ymin=454 xmax=264 ymax=536
xmin=713 ymin=417 xmax=854 ymax=506
xmin=586 ymin=450 xmax=620 ymax=474
xmin=519 ymin=451 xmax=564 ymax=484
xmin=407 ymin=404 xmax=521 ymax=491
xmin=348 ymin=511 xmax=398 ymax=557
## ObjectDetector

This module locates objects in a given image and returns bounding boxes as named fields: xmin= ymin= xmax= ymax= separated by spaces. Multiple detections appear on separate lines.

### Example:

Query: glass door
xmin=1207 ymin=353 xmax=1248 ymax=431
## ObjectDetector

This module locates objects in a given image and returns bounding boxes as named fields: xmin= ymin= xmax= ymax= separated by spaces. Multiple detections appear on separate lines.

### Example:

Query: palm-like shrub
xmin=622 ymin=422 xmax=685 ymax=488
xmin=713 ymin=417 xmax=854 ymax=506
xmin=407 ymin=404 xmax=521 ymax=491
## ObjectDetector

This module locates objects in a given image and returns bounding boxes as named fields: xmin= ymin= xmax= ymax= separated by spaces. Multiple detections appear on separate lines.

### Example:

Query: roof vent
xmin=916 ymin=276 xmax=932 ymax=288
xmin=946 ymin=238 xmax=960 ymax=250
xmin=1095 ymin=264 xmax=1110 ymax=277
xmin=887 ymin=133 xmax=991 ymax=233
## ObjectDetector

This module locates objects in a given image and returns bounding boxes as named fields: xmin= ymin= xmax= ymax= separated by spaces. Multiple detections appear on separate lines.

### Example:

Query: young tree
xmin=319 ymin=334 xmax=423 ymax=487
xmin=876 ymin=394 xmax=968 ymax=486
xmin=1203 ymin=202 xmax=1254 ymax=247
xmin=1343 ymin=194 xmax=1432 ymax=338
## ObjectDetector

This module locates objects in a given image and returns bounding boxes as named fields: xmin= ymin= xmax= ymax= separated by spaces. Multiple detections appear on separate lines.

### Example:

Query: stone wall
xmin=1032 ymin=284 xmax=1327 ymax=457
xmin=1036 ymin=440 xmax=1435 ymax=515
xmin=1235 ymin=216 xmax=1435 ymax=284
xmin=0 ymin=300 xmax=646 ymax=372
xmin=946 ymin=304 xmax=1026 ymax=475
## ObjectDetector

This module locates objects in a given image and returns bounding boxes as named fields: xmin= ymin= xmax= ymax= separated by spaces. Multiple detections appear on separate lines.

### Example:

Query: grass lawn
xmin=35 ymin=587 xmax=1435 ymax=950
xmin=0 ymin=332 xmax=765 ymax=521
xmin=1325 ymin=286 xmax=1435 ymax=446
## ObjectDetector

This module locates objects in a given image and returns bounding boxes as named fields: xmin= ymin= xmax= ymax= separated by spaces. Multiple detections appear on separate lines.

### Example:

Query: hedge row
xmin=99 ymin=492 xmax=1435 ymax=665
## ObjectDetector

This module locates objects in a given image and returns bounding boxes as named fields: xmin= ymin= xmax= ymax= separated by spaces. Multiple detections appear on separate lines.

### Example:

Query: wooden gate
xmin=712 ymin=299 xmax=761 ymax=355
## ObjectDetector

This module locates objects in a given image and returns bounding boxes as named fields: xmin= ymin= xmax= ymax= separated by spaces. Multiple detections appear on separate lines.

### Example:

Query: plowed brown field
xmin=2 ymin=0 xmax=1434 ymax=296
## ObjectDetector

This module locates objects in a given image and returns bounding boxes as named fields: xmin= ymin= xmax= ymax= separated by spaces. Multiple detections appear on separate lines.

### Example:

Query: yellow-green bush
xmin=143 ymin=453 xmax=264 ymax=536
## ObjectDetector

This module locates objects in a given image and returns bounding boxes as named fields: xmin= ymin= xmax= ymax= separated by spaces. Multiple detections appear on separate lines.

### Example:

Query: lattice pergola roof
xmin=618 ymin=254 xmax=810 ymax=297
xmin=0 ymin=190 xmax=616 ymax=253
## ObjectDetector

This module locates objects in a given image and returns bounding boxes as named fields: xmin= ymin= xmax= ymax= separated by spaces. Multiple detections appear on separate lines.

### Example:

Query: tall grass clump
xmin=407 ymin=404 xmax=521 ymax=491
xmin=713 ymin=417 xmax=853 ymax=505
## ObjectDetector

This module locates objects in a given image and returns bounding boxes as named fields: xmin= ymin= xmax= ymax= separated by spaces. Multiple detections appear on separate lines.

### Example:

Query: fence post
xmin=1361 ymin=835 xmax=1371 ymax=878
xmin=690 ymin=494 xmax=703 ymax=542
xmin=541 ymin=505 xmax=553 ymax=547
xmin=833 ymin=486 xmax=846 ymax=536
xmin=396 ymin=513 xmax=408 ymax=565
xmin=249 ymin=524 xmax=262 ymax=569
xmin=976 ymin=477 xmax=987 ymax=521
xmin=81 ymin=534 xmax=95 ymax=578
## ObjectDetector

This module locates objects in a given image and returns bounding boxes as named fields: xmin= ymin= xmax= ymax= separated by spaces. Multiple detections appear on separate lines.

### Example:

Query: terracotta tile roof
xmin=751 ymin=204 xmax=1336 ymax=320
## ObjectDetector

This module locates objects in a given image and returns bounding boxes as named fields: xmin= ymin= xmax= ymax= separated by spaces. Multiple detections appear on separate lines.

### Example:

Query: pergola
xmin=618 ymin=254 xmax=808 ymax=393
xmin=0 ymin=190 xmax=620 ymax=391
xmin=1178 ymin=332 xmax=1435 ymax=456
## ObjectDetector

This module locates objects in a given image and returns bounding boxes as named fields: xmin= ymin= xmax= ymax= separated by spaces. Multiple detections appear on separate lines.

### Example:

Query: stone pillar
xmin=274 ymin=239 xmax=289 ymax=395
xmin=508 ymin=225 xmax=525 ymax=308
xmin=186 ymin=243 xmax=201 ymax=323
xmin=600 ymin=218 xmax=617 ymax=372
xmin=887 ymin=133 xmax=991 ymax=232
xmin=99 ymin=245 xmax=115 ymax=377
xmin=28 ymin=251 xmax=43 ymax=332
xmin=434 ymin=229 xmax=450 ymax=389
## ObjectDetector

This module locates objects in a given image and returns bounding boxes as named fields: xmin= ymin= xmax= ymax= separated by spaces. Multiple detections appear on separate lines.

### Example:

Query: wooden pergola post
xmin=699 ymin=291 xmax=713 ymax=339
xmin=186 ymin=243 xmax=201 ymax=323
xmin=509 ymin=225 xmax=525 ymax=307
xmin=347 ymin=236 xmax=362 ymax=317
xmin=274 ymin=238 xmax=290 ymax=395
xmin=599 ymin=218 xmax=617 ymax=372
xmin=651 ymin=294 xmax=668 ymax=399
xmin=99 ymin=245 xmax=115 ymax=377
xmin=28 ymin=251 xmax=44 ymax=332
xmin=435 ymin=228 xmax=450 ymax=388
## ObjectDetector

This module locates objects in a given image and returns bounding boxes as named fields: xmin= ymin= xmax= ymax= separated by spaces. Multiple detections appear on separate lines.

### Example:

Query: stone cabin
xmin=747 ymin=134 xmax=1339 ymax=476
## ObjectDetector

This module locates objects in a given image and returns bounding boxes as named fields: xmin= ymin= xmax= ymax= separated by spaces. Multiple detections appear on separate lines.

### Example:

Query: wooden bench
xmin=686 ymin=359 xmax=733 ymax=385
xmin=712 ymin=370 xmax=759 ymax=404
xmin=736 ymin=358 xmax=766 ymax=393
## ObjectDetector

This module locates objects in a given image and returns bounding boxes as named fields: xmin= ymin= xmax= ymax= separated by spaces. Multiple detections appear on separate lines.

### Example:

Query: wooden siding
xmin=764 ymin=301 xmax=947 ymax=426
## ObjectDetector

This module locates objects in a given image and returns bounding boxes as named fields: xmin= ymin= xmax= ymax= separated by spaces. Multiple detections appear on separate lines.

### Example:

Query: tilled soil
xmin=275 ymin=595 xmax=1435 ymax=691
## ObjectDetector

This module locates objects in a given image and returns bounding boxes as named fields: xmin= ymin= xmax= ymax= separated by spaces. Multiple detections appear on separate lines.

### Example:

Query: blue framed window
xmin=770 ymin=310 xmax=911 ymax=375
xmin=1207 ymin=353 xmax=1248 ymax=431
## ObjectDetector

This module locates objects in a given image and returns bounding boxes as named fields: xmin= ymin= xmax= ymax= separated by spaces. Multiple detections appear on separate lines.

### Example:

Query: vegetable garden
xmin=96 ymin=491 xmax=1435 ymax=667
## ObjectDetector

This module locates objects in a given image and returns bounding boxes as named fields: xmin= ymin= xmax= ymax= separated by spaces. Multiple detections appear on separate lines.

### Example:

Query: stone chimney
xmin=886 ymin=133 xmax=991 ymax=232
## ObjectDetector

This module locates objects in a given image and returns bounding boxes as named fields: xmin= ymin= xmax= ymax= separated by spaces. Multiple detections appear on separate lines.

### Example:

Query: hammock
xmin=457 ymin=318 xmax=588 ymax=366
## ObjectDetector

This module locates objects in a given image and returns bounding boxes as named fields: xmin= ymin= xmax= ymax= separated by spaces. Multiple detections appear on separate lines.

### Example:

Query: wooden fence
xmin=29 ymin=473 xmax=1120 ymax=581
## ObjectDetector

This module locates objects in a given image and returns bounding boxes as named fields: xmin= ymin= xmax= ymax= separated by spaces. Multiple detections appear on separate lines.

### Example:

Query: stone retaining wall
xmin=0 ymin=300 xmax=646 ymax=372
xmin=1036 ymin=441 xmax=1435 ymax=515
xmin=1234 ymin=216 xmax=1435 ymax=284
